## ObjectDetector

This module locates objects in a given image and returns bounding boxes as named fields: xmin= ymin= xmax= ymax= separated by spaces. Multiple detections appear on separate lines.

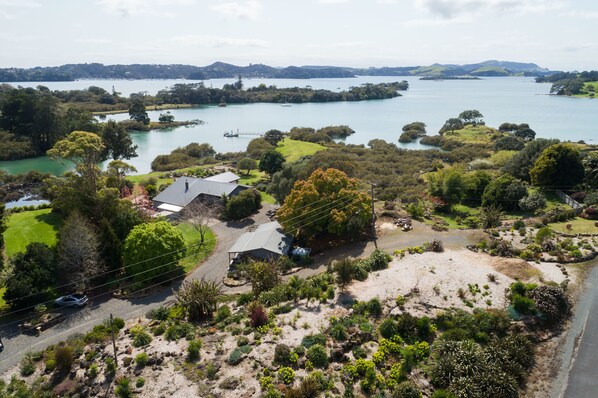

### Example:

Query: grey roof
xmin=229 ymin=221 xmax=292 ymax=256
xmin=153 ymin=177 xmax=241 ymax=207
xmin=204 ymin=171 xmax=241 ymax=183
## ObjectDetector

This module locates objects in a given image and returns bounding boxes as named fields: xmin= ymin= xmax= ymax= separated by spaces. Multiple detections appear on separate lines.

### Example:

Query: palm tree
xmin=287 ymin=276 xmax=305 ymax=303
xmin=175 ymin=278 xmax=223 ymax=321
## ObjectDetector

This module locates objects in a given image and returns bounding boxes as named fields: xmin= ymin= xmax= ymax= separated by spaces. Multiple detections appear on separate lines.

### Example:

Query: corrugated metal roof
xmin=153 ymin=177 xmax=241 ymax=207
xmin=204 ymin=171 xmax=240 ymax=183
xmin=229 ymin=221 xmax=292 ymax=256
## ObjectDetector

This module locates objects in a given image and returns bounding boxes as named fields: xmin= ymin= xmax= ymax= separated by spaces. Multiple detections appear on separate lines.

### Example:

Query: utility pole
xmin=370 ymin=182 xmax=378 ymax=249
xmin=109 ymin=314 xmax=118 ymax=367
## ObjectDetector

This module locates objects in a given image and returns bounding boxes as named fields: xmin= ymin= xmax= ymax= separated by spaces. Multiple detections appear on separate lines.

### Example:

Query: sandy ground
xmin=348 ymin=249 xmax=570 ymax=317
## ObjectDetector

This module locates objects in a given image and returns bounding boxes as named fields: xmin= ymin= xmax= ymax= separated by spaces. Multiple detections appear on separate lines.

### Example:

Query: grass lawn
xmin=238 ymin=169 xmax=266 ymax=185
xmin=4 ymin=209 xmax=62 ymax=258
xmin=127 ymin=171 xmax=174 ymax=188
xmin=175 ymin=222 xmax=217 ymax=272
xmin=276 ymin=138 xmax=326 ymax=162
xmin=551 ymin=218 xmax=598 ymax=234
xmin=443 ymin=125 xmax=504 ymax=145
xmin=489 ymin=150 xmax=517 ymax=167
xmin=573 ymin=82 xmax=597 ymax=99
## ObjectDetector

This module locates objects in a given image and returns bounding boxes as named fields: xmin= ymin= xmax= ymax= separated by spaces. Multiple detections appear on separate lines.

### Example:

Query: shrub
xmin=278 ymin=367 xmax=295 ymax=385
xmin=147 ymin=306 xmax=170 ymax=321
xmin=20 ymin=358 xmax=35 ymax=376
xmin=368 ymin=249 xmax=393 ymax=271
xmin=512 ymin=294 xmax=535 ymax=314
xmin=135 ymin=352 xmax=149 ymax=367
xmin=132 ymin=331 xmax=153 ymax=347
xmin=333 ymin=257 xmax=357 ymax=289
xmin=431 ymin=390 xmax=457 ymax=398
xmin=229 ymin=347 xmax=250 ymax=365
xmin=136 ymin=377 xmax=145 ymax=388
xmin=44 ymin=358 xmax=56 ymax=373
xmin=237 ymin=336 xmax=250 ymax=347
xmin=250 ymin=304 xmax=269 ymax=328
xmin=519 ymin=192 xmax=547 ymax=211
xmin=105 ymin=357 xmax=116 ymax=377
xmin=187 ymin=339 xmax=202 ymax=361
xmin=330 ymin=323 xmax=348 ymax=341
xmin=54 ymin=345 xmax=74 ymax=375
xmin=302 ymin=334 xmax=327 ymax=348
xmin=528 ymin=285 xmax=570 ymax=324
xmin=215 ymin=305 xmax=232 ymax=322
xmin=379 ymin=318 xmax=399 ymax=339
xmin=115 ymin=376 xmax=133 ymax=398
xmin=367 ymin=298 xmax=383 ymax=317
xmin=426 ymin=239 xmax=444 ymax=253
xmin=274 ymin=344 xmax=292 ymax=365
xmin=393 ymin=381 xmax=422 ymax=398
xmin=88 ymin=363 xmax=99 ymax=378
xmin=307 ymin=344 xmax=328 ymax=368
xmin=535 ymin=227 xmax=553 ymax=245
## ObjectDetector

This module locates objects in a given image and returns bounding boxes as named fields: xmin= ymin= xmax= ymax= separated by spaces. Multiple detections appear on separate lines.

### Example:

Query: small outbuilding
xmin=228 ymin=221 xmax=293 ymax=264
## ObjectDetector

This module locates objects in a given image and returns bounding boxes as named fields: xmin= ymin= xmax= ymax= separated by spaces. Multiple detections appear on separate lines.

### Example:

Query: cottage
xmin=152 ymin=172 xmax=247 ymax=217
xmin=228 ymin=221 xmax=293 ymax=264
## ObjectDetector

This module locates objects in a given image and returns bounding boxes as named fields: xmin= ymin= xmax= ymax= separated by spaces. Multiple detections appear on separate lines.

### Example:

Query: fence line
xmin=556 ymin=190 xmax=584 ymax=214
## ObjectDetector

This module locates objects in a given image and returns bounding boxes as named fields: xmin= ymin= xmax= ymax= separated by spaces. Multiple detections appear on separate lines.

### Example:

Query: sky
xmin=0 ymin=0 xmax=597 ymax=70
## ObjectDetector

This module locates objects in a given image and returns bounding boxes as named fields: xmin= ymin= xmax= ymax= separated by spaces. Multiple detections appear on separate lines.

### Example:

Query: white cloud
xmin=561 ymin=9 xmax=598 ymax=19
xmin=415 ymin=0 xmax=562 ymax=19
xmin=0 ymin=9 xmax=14 ymax=19
xmin=318 ymin=0 xmax=349 ymax=4
xmin=171 ymin=35 xmax=268 ymax=48
xmin=96 ymin=0 xmax=194 ymax=17
xmin=211 ymin=1 xmax=262 ymax=20
xmin=76 ymin=38 xmax=112 ymax=44
xmin=0 ymin=0 xmax=40 ymax=7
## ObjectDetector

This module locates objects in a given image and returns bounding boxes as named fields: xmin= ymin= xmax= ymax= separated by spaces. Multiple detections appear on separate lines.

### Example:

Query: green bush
xmin=237 ymin=336 xmax=250 ymax=347
xmin=393 ymin=381 xmax=422 ymax=398
xmin=136 ymin=377 xmax=145 ymax=388
xmin=512 ymin=294 xmax=535 ymax=314
xmin=307 ymin=344 xmax=328 ymax=368
xmin=112 ymin=317 xmax=126 ymax=330
xmin=115 ymin=376 xmax=133 ymax=398
xmin=274 ymin=344 xmax=291 ymax=365
xmin=135 ymin=352 xmax=149 ymax=367
xmin=367 ymin=298 xmax=383 ymax=317
xmin=20 ymin=358 xmax=35 ymax=376
xmin=44 ymin=358 xmax=56 ymax=373
xmin=54 ymin=345 xmax=74 ymax=375
xmin=431 ymin=390 xmax=457 ymax=398
xmin=301 ymin=334 xmax=327 ymax=348
xmin=187 ymin=339 xmax=202 ymax=361
xmin=228 ymin=346 xmax=250 ymax=365
xmin=147 ymin=306 xmax=170 ymax=321
xmin=278 ymin=367 xmax=295 ymax=385
xmin=329 ymin=323 xmax=348 ymax=341
xmin=367 ymin=249 xmax=393 ymax=271
xmin=215 ymin=305 xmax=232 ymax=322
xmin=133 ymin=331 xmax=153 ymax=347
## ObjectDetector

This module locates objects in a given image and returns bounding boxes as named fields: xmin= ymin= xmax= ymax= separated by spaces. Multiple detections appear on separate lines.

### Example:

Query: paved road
xmin=0 ymin=213 xmax=481 ymax=373
xmin=556 ymin=260 xmax=598 ymax=398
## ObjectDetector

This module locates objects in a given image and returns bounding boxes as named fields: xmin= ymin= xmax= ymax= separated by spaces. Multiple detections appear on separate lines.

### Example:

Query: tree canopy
xmin=123 ymin=221 xmax=185 ymax=287
xmin=277 ymin=168 xmax=372 ymax=238
xmin=530 ymin=143 xmax=584 ymax=188
xmin=259 ymin=150 xmax=286 ymax=175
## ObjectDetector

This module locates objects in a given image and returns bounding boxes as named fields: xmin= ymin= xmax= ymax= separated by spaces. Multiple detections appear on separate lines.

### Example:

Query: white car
xmin=54 ymin=294 xmax=88 ymax=308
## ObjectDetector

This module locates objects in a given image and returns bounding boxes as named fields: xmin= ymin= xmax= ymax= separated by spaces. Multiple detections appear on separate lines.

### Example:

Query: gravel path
xmin=0 ymin=212 xmax=481 ymax=373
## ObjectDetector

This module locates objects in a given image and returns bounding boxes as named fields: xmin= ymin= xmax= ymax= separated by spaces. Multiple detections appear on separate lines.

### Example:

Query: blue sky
xmin=0 ymin=0 xmax=596 ymax=70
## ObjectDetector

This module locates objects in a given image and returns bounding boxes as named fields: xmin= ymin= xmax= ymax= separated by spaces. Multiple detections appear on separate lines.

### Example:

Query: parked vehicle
xmin=0 ymin=337 xmax=4 ymax=352
xmin=54 ymin=294 xmax=88 ymax=308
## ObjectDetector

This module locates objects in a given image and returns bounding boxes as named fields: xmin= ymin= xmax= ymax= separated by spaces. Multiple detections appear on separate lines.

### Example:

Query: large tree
xmin=277 ymin=168 xmax=371 ymax=238
xmin=101 ymin=120 xmax=138 ymax=160
xmin=530 ymin=143 xmax=584 ymax=188
xmin=4 ymin=242 xmax=57 ymax=310
xmin=482 ymin=174 xmax=528 ymax=211
xmin=259 ymin=150 xmax=286 ymax=176
xmin=56 ymin=211 xmax=104 ymax=291
xmin=123 ymin=221 xmax=185 ymax=287
xmin=128 ymin=97 xmax=150 ymax=125
xmin=503 ymin=138 xmax=560 ymax=182
xmin=458 ymin=110 xmax=484 ymax=125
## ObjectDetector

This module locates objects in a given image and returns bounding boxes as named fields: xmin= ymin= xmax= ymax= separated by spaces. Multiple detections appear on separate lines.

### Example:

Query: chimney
xmin=185 ymin=180 xmax=189 ymax=192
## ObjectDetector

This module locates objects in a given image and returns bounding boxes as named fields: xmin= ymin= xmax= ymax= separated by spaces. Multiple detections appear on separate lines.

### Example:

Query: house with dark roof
xmin=228 ymin=221 xmax=293 ymax=263
xmin=152 ymin=172 xmax=248 ymax=216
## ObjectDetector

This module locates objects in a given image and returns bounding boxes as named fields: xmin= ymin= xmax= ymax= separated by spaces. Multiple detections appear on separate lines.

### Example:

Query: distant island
xmin=0 ymin=60 xmax=558 ymax=82
xmin=419 ymin=76 xmax=481 ymax=81
xmin=536 ymin=71 xmax=598 ymax=98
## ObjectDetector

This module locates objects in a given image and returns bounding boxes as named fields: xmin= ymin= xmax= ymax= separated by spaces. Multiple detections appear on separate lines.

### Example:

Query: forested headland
xmin=536 ymin=70 xmax=598 ymax=97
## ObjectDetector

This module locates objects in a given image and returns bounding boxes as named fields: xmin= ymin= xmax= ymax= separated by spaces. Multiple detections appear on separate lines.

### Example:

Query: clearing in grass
xmin=175 ymin=222 xmax=217 ymax=272
xmin=276 ymin=138 xmax=326 ymax=162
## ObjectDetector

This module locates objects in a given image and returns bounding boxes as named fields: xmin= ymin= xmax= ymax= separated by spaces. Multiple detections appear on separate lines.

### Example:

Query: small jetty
xmin=224 ymin=129 xmax=262 ymax=137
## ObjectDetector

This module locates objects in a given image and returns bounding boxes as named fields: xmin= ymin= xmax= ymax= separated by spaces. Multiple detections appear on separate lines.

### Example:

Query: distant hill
xmin=0 ymin=60 xmax=557 ymax=82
